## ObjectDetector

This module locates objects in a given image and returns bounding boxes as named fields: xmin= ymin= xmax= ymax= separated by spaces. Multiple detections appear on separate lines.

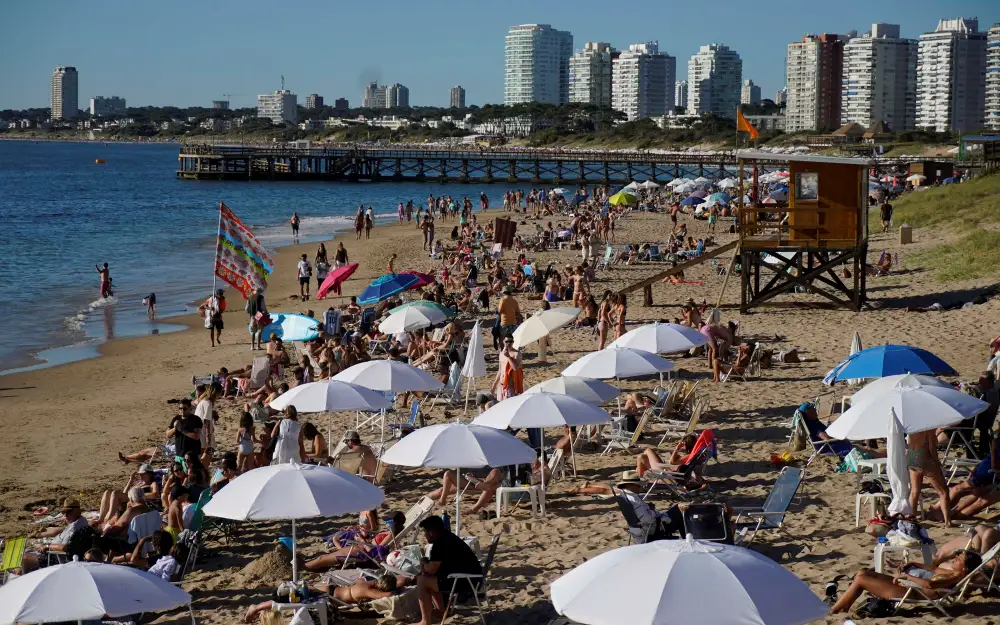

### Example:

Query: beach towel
xmin=681 ymin=429 xmax=717 ymax=465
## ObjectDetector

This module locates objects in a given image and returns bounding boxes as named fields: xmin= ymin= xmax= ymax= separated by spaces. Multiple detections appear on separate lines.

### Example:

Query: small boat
xmin=95 ymin=159 xmax=106 ymax=164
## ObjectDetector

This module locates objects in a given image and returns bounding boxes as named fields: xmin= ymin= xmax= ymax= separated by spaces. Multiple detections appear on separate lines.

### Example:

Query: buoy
xmin=95 ymin=159 xmax=106 ymax=164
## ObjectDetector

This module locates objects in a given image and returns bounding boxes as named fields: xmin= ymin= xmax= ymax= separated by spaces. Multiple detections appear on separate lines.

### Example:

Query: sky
xmin=1 ymin=0 xmax=997 ymax=111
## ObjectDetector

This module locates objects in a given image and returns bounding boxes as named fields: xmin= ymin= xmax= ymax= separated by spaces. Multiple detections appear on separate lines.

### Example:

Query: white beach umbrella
xmin=377 ymin=305 xmax=449 ymax=334
xmin=0 ymin=560 xmax=192 ymax=624
xmin=623 ymin=181 xmax=641 ymax=192
xmin=717 ymin=178 xmax=738 ymax=189
xmin=906 ymin=174 xmax=926 ymax=182
xmin=551 ymin=187 xmax=566 ymax=195
xmin=844 ymin=330 xmax=864 ymax=387
xmin=381 ymin=423 xmax=536 ymax=534
xmin=203 ymin=463 xmax=384 ymax=581
xmin=461 ymin=320 xmax=487 ymax=413
xmin=609 ymin=321 xmax=708 ymax=354
xmin=563 ymin=347 xmax=674 ymax=379
xmin=826 ymin=374 xmax=988 ymax=440
xmin=673 ymin=182 xmax=696 ymax=194
xmin=849 ymin=373 xmax=952 ymax=406
xmin=667 ymin=177 xmax=690 ymax=187
xmin=886 ymin=408 xmax=912 ymax=516
xmin=269 ymin=380 xmax=391 ymax=412
xmin=550 ymin=537 xmax=829 ymax=625
xmin=334 ymin=359 xmax=444 ymax=392
xmin=512 ymin=307 xmax=580 ymax=349
xmin=524 ymin=376 xmax=620 ymax=404
xmin=639 ymin=180 xmax=660 ymax=189
xmin=693 ymin=176 xmax=711 ymax=185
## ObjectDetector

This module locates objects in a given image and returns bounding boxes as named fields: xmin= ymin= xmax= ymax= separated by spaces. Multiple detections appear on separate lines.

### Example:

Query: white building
xmin=569 ymin=42 xmax=614 ymax=107
xmin=89 ymin=96 xmax=126 ymax=117
xmin=842 ymin=24 xmax=917 ymax=131
xmin=257 ymin=89 xmax=297 ymax=124
xmin=363 ymin=82 xmax=386 ymax=108
xmin=612 ymin=42 xmax=675 ymax=121
xmin=741 ymin=79 xmax=761 ymax=105
xmin=916 ymin=17 xmax=987 ymax=133
xmin=363 ymin=83 xmax=409 ymax=108
xmin=51 ymin=66 xmax=79 ymax=120
xmin=687 ymin=44 xmax=742 ymax=118
xmin=305 ymin=94 xmax=323 ymax=109
xmin=775 ymin=88 xmax=787 ymax=105
xmin=504 ymin=24 xmax=573 ymax=105
xmin=675 ymin=80 xmax=688 ymax=110
xmin=785 ymin=34 xmax=846 ymax=133
xmin=450 ymin=85 xmax=466 ymax=108
xmin=986 ymin=24 xmax=1000 ymax=130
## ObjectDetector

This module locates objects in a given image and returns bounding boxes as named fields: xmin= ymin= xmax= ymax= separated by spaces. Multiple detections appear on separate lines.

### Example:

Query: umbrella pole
xmin=455 ymin=467 xmax=462 ymax=536
xmin=540 ymin=443 xmax=547 ymax=517
xmin=291 ymin=518 xmax=298 ymax=582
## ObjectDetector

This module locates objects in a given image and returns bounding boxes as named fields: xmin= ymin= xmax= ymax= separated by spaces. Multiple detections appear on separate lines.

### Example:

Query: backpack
xmin=789 ymin=416 xmax=807 ymax=452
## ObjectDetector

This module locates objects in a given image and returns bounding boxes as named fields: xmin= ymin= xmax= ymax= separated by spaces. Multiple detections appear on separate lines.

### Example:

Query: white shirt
xmin=148 ymin=555 xmax=178 ymax=582
xmin=195 ymin=399 xmax=214 ymax=448
xmin=297 ymin=260 xmax=311 ymax=278
xmin=53 ymin=517 xmax=89 ymax=546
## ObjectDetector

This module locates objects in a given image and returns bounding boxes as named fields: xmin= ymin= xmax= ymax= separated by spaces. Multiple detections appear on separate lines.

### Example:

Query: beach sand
xmin=2 ymin=204 xmax=998 ymax=625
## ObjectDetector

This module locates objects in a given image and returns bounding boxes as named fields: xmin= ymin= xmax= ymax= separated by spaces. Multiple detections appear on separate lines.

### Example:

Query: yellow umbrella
xmin=608 ymin=191 xmax=638 ymax=206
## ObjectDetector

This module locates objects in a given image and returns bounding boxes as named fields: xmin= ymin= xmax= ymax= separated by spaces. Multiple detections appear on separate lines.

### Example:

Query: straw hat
xmin=61 ymin=498 xmax=81 ymax=512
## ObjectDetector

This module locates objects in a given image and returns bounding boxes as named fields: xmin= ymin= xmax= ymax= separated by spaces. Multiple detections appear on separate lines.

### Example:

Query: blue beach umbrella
xmin=680 ymin=195 xmax=705 ymax=206
xmin=823 ymin=344 xmax=957 ymax=385
xmin=357 ymin=273 xmax=420 ymax=306
xmin=708 ymin=192 xmax=730 ymax=204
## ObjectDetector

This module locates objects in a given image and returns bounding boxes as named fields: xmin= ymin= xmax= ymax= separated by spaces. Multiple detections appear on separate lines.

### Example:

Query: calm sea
xmin=0 ymin=140 xmax=542 ymax=373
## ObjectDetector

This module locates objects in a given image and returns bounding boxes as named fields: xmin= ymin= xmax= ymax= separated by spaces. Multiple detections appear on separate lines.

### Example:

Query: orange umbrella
xmin=318 ymin=263 xmax=358 ymax=299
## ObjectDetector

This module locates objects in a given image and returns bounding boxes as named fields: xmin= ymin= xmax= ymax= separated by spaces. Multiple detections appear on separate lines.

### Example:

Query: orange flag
xmin=736 ymin=107 xmax=759 ymax=141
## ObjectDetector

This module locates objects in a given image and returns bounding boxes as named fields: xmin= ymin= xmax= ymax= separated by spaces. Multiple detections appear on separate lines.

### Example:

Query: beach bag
xmin=789 ymin=417 xmax=807 ymax=451
xmin=836 ymin=448 xmax=868 ymax=473
xmin=856 ymin=597 xmax=894 ymax=618
xmin=255 ymin=311 xmax=272 ymax=327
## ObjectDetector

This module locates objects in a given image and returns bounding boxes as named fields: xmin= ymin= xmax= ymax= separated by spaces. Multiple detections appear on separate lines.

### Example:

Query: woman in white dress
xmin=270 ymin=406 xmax=305 ymax=465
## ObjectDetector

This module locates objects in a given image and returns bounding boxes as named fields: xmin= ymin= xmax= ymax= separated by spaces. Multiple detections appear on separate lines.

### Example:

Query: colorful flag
xmin=214 ymin=202 xmax=274 ymax=299
xmin=736 ymin=107 xmax=760 ymax=141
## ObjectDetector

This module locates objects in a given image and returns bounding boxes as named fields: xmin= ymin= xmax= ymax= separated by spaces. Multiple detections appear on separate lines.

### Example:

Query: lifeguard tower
xmin=736 ymin=152 xmax=870 ymax=312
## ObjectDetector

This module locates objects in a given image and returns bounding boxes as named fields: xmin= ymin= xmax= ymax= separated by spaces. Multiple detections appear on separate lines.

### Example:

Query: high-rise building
xmin=611 ymin=42 xmax=675 ymax=121
xmin=842 ymin=24 xmax=917 ymax=131
xmin=51 ymin=66 xmax=79 ymax=120
xmin=334 ymin=98 xmax=349 ymax=111
xmin=916 ymin=18 xmax=987 ymax=133
xmin=257 ymin=89 xmax=297 ymax=124
xmin=741 ymin=79 xmax=761 ymax=105
xmin=988 ymin=24 xmax=1000 ymax=130
xmin=386 ymin=84 xmax=409 ymax=108
xmin=305 ymin=94 xmax=324 ymax=109
xmin=504 ymin=24 xmax=573 ymax=105
xmin=362 ymin=82 xmax=385 ymax=108
xmin=785 ymin=34 xmax=846 ymax=133
xmin=450 ymin=85 xmax=466 ymax=108
xmin=89 ymin=96 xmax=126 ymax=117
xmin=775 ymin=88 xmax=788 ymax=105
xmin=687 ymin=44 xmax=742 ymax=117
xmin=569 ymin=42 xmax=615 ymax=107
xmin=675 ymin=80 xmax=688 ymax=110
xmin=212 ymin=100 xmax=230 ymax=110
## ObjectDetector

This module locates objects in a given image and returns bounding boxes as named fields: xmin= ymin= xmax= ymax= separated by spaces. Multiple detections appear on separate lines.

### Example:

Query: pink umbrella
xmin=690 ymin=189 xmax=709 ymax=199
xmin=400 ymin=270 xmax=435 ymax=291
xmin=318 ymin=263 xmax=359 ymax=299
xmin=762 ymin=197 xmax=778 ymax=205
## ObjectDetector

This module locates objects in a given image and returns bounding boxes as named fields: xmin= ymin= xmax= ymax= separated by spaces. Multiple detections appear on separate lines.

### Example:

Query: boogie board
xmin=260 ymin=313 xmax=320 ymax=342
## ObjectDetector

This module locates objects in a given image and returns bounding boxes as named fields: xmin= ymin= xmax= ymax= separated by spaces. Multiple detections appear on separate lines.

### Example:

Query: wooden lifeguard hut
xmin=736 ymin=152 xmax=870 ymax=312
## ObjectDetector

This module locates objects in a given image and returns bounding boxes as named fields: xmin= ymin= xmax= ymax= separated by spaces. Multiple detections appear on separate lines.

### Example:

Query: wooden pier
xmin=176 ymin=144 xmax=924 ymax=185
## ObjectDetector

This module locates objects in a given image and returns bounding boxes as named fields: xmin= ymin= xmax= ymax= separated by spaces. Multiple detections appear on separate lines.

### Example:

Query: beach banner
xmin=214 ymin=202 xmax=274 ymax=299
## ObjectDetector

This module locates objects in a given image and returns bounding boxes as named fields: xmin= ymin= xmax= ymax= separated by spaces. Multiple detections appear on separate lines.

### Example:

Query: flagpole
xmin=214 ymin=201 xmax=223 ymax=293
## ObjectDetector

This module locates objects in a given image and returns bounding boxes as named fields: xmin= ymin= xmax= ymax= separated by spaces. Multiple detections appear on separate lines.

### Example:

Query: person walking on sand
xmin=334 ymin=242 xmax=349 ymax=269
xmin=880 ymin=200 xmax=893 ymax=233
xmin=246 ymin=286 xmax=268 ymax=351
xmin=364 ymin=206 xmax=374 ymax=239
xmin=406 ymin=200 xmax=413 ymax=223
xmin=397 ymin=202 xmax=405 ymax=224
xmin=95 ymin=263 xmax=112 ymax=298
xmin=354 ymin=206 xmax=364 ymax=240
xmin=198 ymin=289 xmax=226 ymax=348
xmin=297 ymin=254 xmax=312 ymax=301
xmin=290 ymin=212 xmax=301 ymax=242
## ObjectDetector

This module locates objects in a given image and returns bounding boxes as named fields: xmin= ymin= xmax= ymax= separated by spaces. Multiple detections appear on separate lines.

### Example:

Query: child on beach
xmin=143 ymin=293 xmax=156 ymax=320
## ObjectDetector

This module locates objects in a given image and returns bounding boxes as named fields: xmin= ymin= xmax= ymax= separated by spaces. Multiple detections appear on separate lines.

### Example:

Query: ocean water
xmin=0 ymin=140 xmax=545 ymax=373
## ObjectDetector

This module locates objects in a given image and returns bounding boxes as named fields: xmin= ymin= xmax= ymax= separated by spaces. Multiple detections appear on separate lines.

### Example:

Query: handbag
xmin=255 ymin=311 xmax=272 ymax=327
xmin=790 ymin=417 xmax=807 ymax=452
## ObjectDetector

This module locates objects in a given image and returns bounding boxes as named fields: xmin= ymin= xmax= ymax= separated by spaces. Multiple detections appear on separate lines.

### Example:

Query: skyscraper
xmin=785 ymin=34 xmax=846 ymax=133
xmin=569 ymin=42 xmax=615 ymax=107
xmin=611 ymin=42 xmax=675 ymax=121
xmin=504 ymin=24 xmax=573 ymax=105
xmin=916 ymin=18 xmax=987 ymax=133
xmin=386 ymin=84 xmax=409 ymax=108
xmin=257 ymin=90 xmax=297 ymax=124
xmin=687 ymin=44 xmax=742 ymax=118
xmin=305 ymin=94 xmax=324 ymax=109
xmin=988 ymin=24 xmax=1000 ymax=130
xmin=775 ymin=88 xmax=788 ymax=105
xmin=842 ymin=24 xmax=917 ymax=131
xmin=89 ymin=96 xmax=126 ymax=117
xmin=363 ymin=82 xmax=386 ymax=108
xmin=51 ymin=66 xmax=79 ymax=120
xmin=450 ymin=85 xmax=466 ymax=108
xmin=741 ymin=79 xmax=761 ymax=105
xmin=675 ymin=80 xmax=688 ymax=110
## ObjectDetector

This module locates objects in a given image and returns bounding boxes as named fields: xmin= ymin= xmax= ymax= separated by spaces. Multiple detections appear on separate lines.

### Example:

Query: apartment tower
xmin=504 ymin=24 xmax=573 ymax=105
xmin=916 ymin=18 xmax=987 ymax=132
xmin=785 ymin=34 xmax=845 ymax=133
xmin=569 ymin=42 xmax=615 ymax=107
xmin=687 ymin=44 xmax=742 ymax=117
xmin=842 ymin=24 xmax=917 ymax=131
xmin=51 ymin=66 xmax=79 ymax=120
xmin=611 ymin=42 xmax=675 ymax=121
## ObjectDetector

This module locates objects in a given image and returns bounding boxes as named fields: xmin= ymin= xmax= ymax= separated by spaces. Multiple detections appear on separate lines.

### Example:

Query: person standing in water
xmin=290 ymin=212 xmax=301 ymax=242
xmin=95 ymin=263 xmax=112 ymax=298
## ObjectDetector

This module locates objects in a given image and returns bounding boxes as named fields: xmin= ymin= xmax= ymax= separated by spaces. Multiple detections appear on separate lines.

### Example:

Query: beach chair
xmin=643 ymin=443 xmax=715 ymax=501
xmin=721 ymin=343 xmax=761 ymax=383
xmin=178 ymin=489 xmax=213 ymax=578
xmin=648 ymin=244 xmax=662 ymax=261
xmin=656 ymin=399 xmax=705 ymax=447
xmin=681 ymin=503 xmax=730 ymax=543
xmin=236 ymin=356 xmax=270 ymax=397
xmin=357 ymin=307 xmax=377 ymax=337
xmin=1 ymin=536 xmax=26 ymax=583
xmin=324 ymin=309 xmax=342 ymax=337
xmin=387 ymin=400 xmax=424 ymax=438
xmin=428 ymin=362 xmax=463 ymax=406
xmin=601 ymin=411 xmax=652 ymax=455
xmin=893 ymin=541 xmax=1000 ymax=616
xmin=595 ymin=245 xmax=613 ymax=271
xmin=733 ymin=466 xmax=804 ymax=546
xmin=389 ymin=496 xmax=436 ymax=549
xmin=612 ymin=489 xmax=654 ymax=545
xmin=441 ymin=534 xmax=501 ymax=625
xmin=791 ymin=414 xmax=845 ymax=466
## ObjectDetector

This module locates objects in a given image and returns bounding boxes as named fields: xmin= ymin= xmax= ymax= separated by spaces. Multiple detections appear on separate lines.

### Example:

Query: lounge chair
xmin=648 ymin=244 xmax=662 ymax=261
xmin=390 ymin=496 xmax=436 ymax=549
xmin=722 ymin=343 xmax=762 ymax=383
xmin=178 ymin=489 xmax=213 ymax=578
xmin=643 ymin=443 xmax=715 ymax=501
xmin=440 ymin=534 xmax=501 ymax=625
xmin=387 ymin=400 xmax=424 ymax=438
xmin=681 ymin=503 xmax=730 ymax=543
xmin=357 ymin=307 xmax=377 ymax=337
xmin=601 ymin=410 xmax=652 ymax=455
xmin=428 ymin=362 xmax=463 ymax=407
xmin=236 ymin=356 xmax=270 ymax=397
xmin=595 ymin=245 xmax=614 ymax=271
xmin=894 ymin=541 xmax=1000 ymax=616
xmin=733 ymin=466 xmax=804 ymax=546
xmin=656 ymin=398 xmax=704 ymax=447
xmin=612 ymin=488 xmax=655 ymax=545
xmin=1 ymin=536 xmax=26 ymax=583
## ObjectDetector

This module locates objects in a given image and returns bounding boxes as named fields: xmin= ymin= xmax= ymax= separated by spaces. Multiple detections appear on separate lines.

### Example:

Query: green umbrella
xmin=388 ymin=300 xmax=457 ymax=318
xmin=608 ymin=191 xmax=639 ymax=206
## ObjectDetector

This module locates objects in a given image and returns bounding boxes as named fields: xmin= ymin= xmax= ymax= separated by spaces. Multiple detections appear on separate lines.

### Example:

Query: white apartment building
xmin=569 ymin=42 xmax=614 ymax=107
xmin=51 ymin=66 xmax=79 ymax=120
xmin=89 ymin=96 xmax=126 ymax=117
xmin=916 ymin=18 xmax=987 ymax=133
xmin=687 ymin=44 xmax=742 ymax=117
xmin=611 ymin=42 xmax=675 ymax=121
xmin=675 ymin=80 xmax=688 ymax=110
xmin=504 ymin=24 xmax=573 ymax=105
xmin=785 ymin=34 xmax=846 ymax=133
xmin=842 ymin=24 xmax=917 ymax=131
xmin=986 ymin=24 xmax=1000 ymax=130
xmin=257 ymin=90 xmax=297 ymax=124
xmin=775 ymin=87 xmax=787 ymax=105
xmin=450 ymin=86 xmax=466 ymax=108
xmin=741 ymin=79 xmax=761 ymax=105
xmin=386 ymin=84 xmax=409 ymax=108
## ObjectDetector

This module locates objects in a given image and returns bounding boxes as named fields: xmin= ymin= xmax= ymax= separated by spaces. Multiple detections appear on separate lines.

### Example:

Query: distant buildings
xmin=257 ymin=89 xmax=297 ymax=124
xmin=212 ymin=100 xmax=230 ymax=110
xmin=687 ymin=44 xmax=742 ymax=117
xmin=306 ymin=94 xmax=324 ymax=109
xmin=334 ymin=98 xmax=349 ymax=112
xmin=741 ymin=79 xmax=761 ymax=105
xmin=842 ymin=24 xmax=917 ymax=131
xmin=988 ymin=24 xmax=1000 ymax=130
xmin=363 ymin=83 xmax=409 ymax=108
xmin=89 ymin=96 xmax=126 ymax=117
xmin=363 ymin=83 xmax=386 ymax=108
xmin=675 ymin=80 xmax=688 ymax=110
xmin=504 ymin=24 xmax=573 ymax=105
xmin=916 ymin=17 xmax=987 ymax=132
xmin=612 ymin=42 xmax=675 ymax=121
xmin=775 ymin=88 xmax=787 ymax=106
xmin=785 ymin=34 xmax=845 ymax=133
xmin=450 ymin=85 xmax=466 ymax=108
xmin=569 ymin=42 xmax=615 ymax=107
xmin=51 ymin=66 xmax=79 ymax=120
xmin=743 ymin=113 xmax=786 ymax=132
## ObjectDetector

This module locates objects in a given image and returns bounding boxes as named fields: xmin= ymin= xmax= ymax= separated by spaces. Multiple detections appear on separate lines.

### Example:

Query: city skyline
xmin=2 ymin=0 xmax=997 ymax=110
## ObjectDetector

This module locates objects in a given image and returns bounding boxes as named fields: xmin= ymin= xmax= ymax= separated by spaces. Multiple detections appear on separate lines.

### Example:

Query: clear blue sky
xmin=1 ymin=0 xmax=996 ymax=110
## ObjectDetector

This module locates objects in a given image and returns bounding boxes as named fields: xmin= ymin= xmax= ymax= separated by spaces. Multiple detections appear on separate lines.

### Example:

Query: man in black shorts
xmin=411 ymin=515 xmax=482 ymax=625
xmin=297 ymin=254 xmax=312 ymax=301
xmin=880 ymin=200 xmax=893 ymax=233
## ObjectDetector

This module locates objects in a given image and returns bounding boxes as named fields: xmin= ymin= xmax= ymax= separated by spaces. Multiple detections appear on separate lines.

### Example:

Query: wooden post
xmin=643 ymin=285 xmax=653 ymax=307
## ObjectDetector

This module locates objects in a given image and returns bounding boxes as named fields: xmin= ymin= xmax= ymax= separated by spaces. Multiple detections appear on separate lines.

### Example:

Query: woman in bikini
xmin=597 ymin=290 xmax=613 ymax=349
xmin=244 ymin=575 xmax=402 ymax=622
xmin=908 ymin=429 xmax=952 ymax=527
xmin=613 ymin=294 xmax=627 ymax=341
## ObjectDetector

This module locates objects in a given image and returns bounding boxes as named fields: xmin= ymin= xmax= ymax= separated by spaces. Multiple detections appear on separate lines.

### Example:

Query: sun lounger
xmin=656 ymin=398 xmax=704 ymax=447
xmin=440 ymin=533 xmax=501 ymax=625
xmin=733 ymin=466 xmax=804 ymax=546
xmin=387 ymin=400 xmax=424 ymax=438
xmin=390 ymin=496 xmax=436 ymax=548
xmin=601 ymin=410 xmax=652 ymax=455
xmin=236 ymin=356 xmax=270 ymax=397
xmin=894 ymin=541 xmax=1000 ymax=616
xmin=1 ymin=536 xmax=26 ymax=583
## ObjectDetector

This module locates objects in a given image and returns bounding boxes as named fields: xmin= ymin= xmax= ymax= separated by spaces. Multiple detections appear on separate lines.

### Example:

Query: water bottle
xmin=877 ymin=536 xmax=888 ymax=544
xmin=442 ymin=512 xmax=451 ymax=532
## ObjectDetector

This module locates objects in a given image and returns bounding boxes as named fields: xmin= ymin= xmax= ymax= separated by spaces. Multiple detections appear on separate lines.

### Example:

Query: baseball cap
xmin=344 ymin=430 xmax=361 ymax=443
xmin=139 ymin=464 xmax=155 ymax=474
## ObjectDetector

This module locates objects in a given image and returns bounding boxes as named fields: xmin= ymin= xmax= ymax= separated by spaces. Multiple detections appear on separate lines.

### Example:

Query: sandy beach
xmin=2 ymin=198 xmax=998 ymax=625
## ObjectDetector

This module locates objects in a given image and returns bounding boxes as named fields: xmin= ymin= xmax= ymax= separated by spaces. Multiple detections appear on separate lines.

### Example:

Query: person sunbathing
xmin=430 ymin=467 xmax=502 ymax=515
xmin=927 ymin=439 xmax=997 ymax=522
xmin=636 ymin=434 xmax=697 ymax=477
xmin=244 ymin=575 xmax=405 ymax=622
xmin=303 ymin=511 xmax=407 ymax=572
xmin=830 ymin=550 xmax=980 ymax=613
xmin=662 ymin=262 xmax=685 ymax=285
xmin=932 ymin=525 xmax=1000 ymax=566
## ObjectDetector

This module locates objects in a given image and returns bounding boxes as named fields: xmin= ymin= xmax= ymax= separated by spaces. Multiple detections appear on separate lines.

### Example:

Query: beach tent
xmin=357 ymin=273 xmax=420 ymax=306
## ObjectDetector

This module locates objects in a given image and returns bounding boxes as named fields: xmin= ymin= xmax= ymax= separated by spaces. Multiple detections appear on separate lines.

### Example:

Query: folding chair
xmin=236 ymin=356 xmax=270 ymax=397
xmin=601 ymin=411 xmax=652 ymax=455
xmin=681 ymin=503 xmax=730 ymax=543
xmin=894 ymin=541 xmax=1000 ymax=616
xmin=733 ymin=466 xmax=804 ymax=546
xmin=1 ymin=536 xmax=27 ymax=583
xmin=127 ymin=510 xmax=164 ymax=556
xmin=441 ymin=534 xmax=501 ymax=625
xmin=612 ymin=490 xmax=652 ymax=545
xmin=428 ymin=362 xmax=463 ymax=406
xmin=387 ymin=400 xmax=424 ymax=438
xmin=648 ymin=244 xmax=662 ymax=261
xmin=595 ymin=245 xmax=613 ymax=271
xmin=389 ymin=496 xmax=435 ymax=548
xmin=357 ymin=308 xmax=377 ymax=337
xmin=324 ymin=309 xmax=342 ymax=337
xmin=657 ymin=399 xmax=704 ymax=447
